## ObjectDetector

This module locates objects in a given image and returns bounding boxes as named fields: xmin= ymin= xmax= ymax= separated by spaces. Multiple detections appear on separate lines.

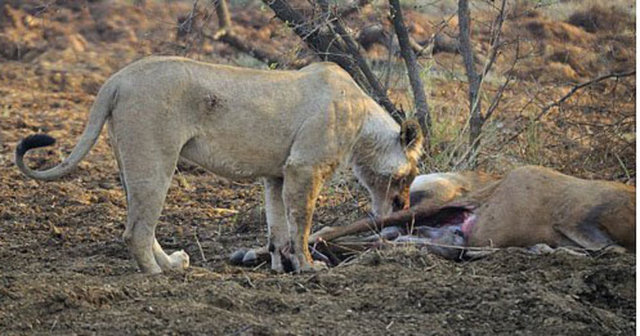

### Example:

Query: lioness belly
xmin=179 ymin=134 xmax=288 ymax=179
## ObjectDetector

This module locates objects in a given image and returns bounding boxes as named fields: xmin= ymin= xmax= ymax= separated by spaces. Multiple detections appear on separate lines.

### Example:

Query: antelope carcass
xmin=308 ymin=165 xmax=635 ymax=262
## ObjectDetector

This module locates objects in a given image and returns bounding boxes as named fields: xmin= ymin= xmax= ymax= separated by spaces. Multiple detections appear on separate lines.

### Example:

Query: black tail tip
xmin=16 ymin=134 xmax=56 ymax=156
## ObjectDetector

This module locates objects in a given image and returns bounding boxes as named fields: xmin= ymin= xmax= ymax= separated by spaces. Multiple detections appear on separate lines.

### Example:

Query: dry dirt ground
xmin=0 ymin=1 xmax=635 ymax=335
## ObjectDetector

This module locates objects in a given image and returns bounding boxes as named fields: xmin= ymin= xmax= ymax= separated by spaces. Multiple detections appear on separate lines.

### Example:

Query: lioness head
xmin=353 ymin=119 xmax=424 ymax=216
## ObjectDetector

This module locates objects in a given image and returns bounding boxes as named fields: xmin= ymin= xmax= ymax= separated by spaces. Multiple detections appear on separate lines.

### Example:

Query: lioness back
xmin=107 ymin=56 xmax=377 ymax=179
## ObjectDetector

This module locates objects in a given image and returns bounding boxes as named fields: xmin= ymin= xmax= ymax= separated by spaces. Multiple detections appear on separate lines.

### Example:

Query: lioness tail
xmin=15 ymin=83 xmax=117 ymax=181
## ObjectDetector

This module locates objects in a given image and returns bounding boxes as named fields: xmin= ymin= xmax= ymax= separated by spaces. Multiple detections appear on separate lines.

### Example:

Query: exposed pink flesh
xmin=460 ymin=213 xmax=477 ymax=242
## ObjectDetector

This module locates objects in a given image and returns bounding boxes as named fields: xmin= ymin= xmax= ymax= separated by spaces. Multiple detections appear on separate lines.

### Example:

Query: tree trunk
xmin=458 ymin=0 xmax=482 ymax=165
xmin=213 ymin=0 xmax=232 ymax=31
xmin=389 ymin=0 xmax=431 ymax=151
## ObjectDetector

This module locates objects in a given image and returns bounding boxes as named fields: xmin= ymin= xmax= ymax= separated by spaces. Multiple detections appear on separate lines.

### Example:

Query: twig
xmin=331 ymin=17 xmax=405 ymax=122
xmin=252 ymin=261 xmax=267 ymax=271
xmin=178 ymin=0 xmax=199 ymax=37
xmin=211 ymin=207 xmax=239 ymax=215
xmin=484 ymin=39 xmax=519 ymax=122
xmin=203 ymin=30 xmax=303 ymax=67
xmin=193 ymin=230 xmax=207 ymax=263
xmin=242 ymin=271 xmax=256 ymax=288
xmin=613 ymin=152 xmax=631 ymax=181
xmin=50 ymin=318 xmax=58 ymax=332
xmin=318 ymin=0 xmax=404 ymax=121
xmin=261 ymin=0 xmax=368 ymax=86
xmin=479 ymin=0 xmax=507 ymax=81
xmin=421 ymin=13 xmax=458 ymax=56
xmin=506 ymin=70 xmax=636 ymax=143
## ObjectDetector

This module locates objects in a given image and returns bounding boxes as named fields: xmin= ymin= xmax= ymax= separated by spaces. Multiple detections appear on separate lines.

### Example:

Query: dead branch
xmin=262 ymin=0 xmax=404 ymax=121
xmin=179 ymin=0 xmax=303 ymax=68
xmin=323 ymin=1 xmax=404 ymax=121
xmin=331 ymin=18 xmax=404 ymax=122
xmin=479 ymin=0 xmax=507 ymax=81
xmin=318 ymin=0 xmax=394 ymax=117
xmin=177 ymin=0 xmax=200 ymax=41
xmin=484 ymin=39 xmax=520 ymax=122
xmin=389 ymin=0 xmax=431 ymax=149
xmin=204 ymin=30 xmax=309 ymax=68
xmin=261 ymin=0 xmax=366 ymax=84
xmin=212 ymin=0 xmax=231 ymax=31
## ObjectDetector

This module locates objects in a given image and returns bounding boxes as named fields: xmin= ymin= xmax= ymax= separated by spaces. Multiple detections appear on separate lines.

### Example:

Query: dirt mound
xmin=0 ymin=242 xmax=634 ymax=334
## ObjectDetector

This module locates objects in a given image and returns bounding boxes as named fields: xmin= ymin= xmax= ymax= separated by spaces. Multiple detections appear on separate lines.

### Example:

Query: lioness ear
xmin=400 ymin=119 xmax=424 ymax=153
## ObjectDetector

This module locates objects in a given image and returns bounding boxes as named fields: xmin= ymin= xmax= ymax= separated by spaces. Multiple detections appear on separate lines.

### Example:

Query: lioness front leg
xmin=282 ymin=162 xmax=332 ymax=272
xmin=264 ymin=177 xmax=289 ymax=273
xmin=230 ymin=178 xmax=288 ymax=271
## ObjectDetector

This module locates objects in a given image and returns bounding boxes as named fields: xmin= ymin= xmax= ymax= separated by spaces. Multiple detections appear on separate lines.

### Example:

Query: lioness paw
xmin=168 ymin=250 xmax=190 ymax=271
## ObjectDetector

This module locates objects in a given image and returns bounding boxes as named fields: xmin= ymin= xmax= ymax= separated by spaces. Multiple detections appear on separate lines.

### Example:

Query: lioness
xmin=15 ymin=56 xmax=423 ymax=274
xmin=307 ymin=166 xmax=635 ymax=261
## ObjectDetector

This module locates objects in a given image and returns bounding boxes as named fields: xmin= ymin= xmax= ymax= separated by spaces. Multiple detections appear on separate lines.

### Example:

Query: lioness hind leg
xmin=119 ymin=156 xmax=188 ymax=273
xmin=122 ymin=175 xmax=189 ymax=273
xmin=120 ymin=175 xmax=167 ymax=274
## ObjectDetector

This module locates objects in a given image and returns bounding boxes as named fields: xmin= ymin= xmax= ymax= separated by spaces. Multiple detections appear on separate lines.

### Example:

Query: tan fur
xmin=409 ymin=171 xmax=499 ymax=207
xmin=15 ymin=56 xmax=423 ymax=273
xmin=465 ymin=166 xmax=635 ymax=251
xmin=313 ymin=166 xmax=635 ymax=252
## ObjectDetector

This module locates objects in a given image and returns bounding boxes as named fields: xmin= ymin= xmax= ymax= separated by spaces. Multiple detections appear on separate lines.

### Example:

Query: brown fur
xmin=465 ymin=166 xmax=635 ymax=251
xmin=312 ymin=166 xmax=635 ymax=252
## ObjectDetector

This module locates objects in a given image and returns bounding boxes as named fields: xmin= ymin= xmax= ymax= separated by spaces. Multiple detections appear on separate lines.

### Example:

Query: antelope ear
xmin=400 ymin=119 xmax=424 ymax=153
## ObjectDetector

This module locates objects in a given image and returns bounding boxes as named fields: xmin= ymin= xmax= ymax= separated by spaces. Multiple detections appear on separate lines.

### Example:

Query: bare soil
xmin=0 ymin=1 xmax=635 ymax=335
